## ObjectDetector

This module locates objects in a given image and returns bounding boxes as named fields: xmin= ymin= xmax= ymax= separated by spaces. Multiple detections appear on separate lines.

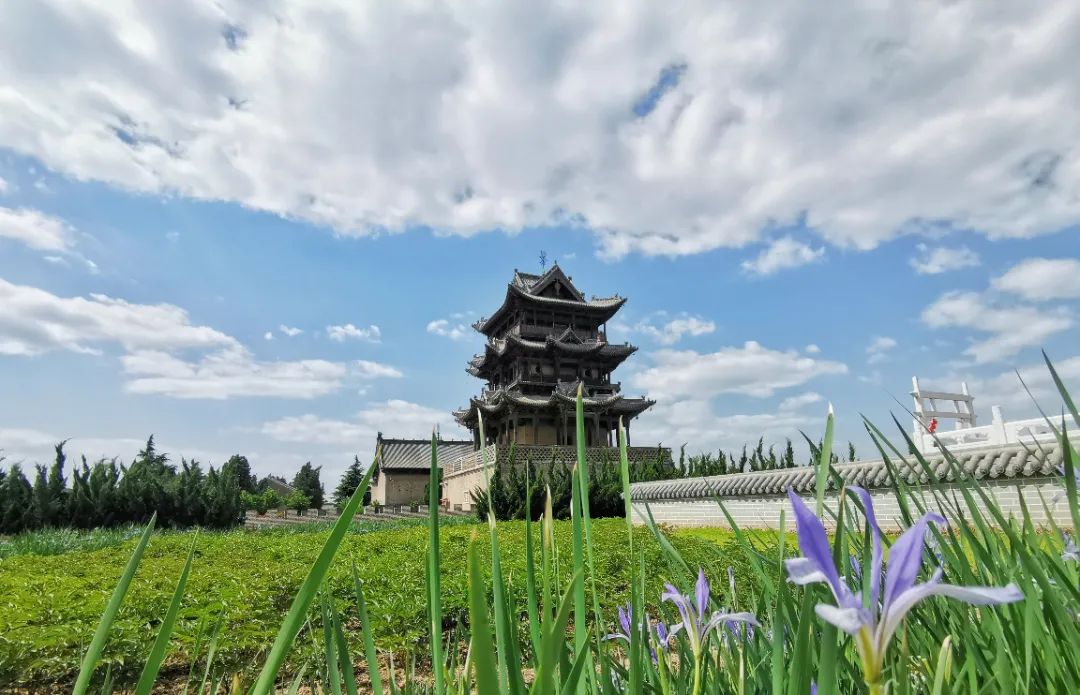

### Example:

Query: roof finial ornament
xmin=539 ymin=249 xmax=547 ymax=270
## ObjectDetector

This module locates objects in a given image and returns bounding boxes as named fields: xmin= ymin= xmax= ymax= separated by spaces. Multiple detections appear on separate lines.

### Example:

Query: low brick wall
xmin=631 ymin=476 xmax=1070 ymax=531
xmin=442 ymin=443 xmax=671 ymax=511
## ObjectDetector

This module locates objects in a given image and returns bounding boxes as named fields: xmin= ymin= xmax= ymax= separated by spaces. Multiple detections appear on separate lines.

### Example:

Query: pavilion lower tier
xmin=441 ymin=443 xmax=673 ymax=511
xmin=473 ymin=407 xmax=645 ymax=448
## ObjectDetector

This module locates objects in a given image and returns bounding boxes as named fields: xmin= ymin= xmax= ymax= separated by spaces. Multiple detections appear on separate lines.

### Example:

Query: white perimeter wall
xmin=632 ymin=477 xmax=1070 ymax=531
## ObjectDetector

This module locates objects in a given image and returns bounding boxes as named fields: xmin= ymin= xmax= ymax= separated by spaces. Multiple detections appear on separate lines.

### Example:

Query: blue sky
xmin=1 ymin=2 xmax=1079 ymax=486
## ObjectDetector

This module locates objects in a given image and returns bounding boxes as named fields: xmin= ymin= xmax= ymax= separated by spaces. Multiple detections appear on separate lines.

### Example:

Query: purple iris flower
xmin=785 ymin=487 xmax=1023 ymax=689
xmin=603 ymin=603 xmax=664 ymax=663
xmin=1063 ymin=532 xmax=1079 ymax=563
xmin=663 ymin=568 xmax=759 ymax=657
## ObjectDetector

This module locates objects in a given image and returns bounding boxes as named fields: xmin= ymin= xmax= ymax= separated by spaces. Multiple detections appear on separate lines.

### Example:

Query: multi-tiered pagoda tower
xmin=454 ymin=265 xmax=654 ymax=449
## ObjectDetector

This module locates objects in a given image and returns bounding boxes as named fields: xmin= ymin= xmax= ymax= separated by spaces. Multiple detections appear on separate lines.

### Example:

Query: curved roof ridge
xmin=628 ymin=442 xmax=1065 ymax=501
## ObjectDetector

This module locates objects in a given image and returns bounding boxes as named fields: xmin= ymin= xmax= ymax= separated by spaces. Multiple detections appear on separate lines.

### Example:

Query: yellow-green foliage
xmin=0 ymin=519 xmax=744 ymax=687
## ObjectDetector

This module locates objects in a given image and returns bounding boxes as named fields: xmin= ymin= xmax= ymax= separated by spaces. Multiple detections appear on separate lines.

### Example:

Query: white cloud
xmin=120 ymin=346 xmax=350 ymax=399
xmin=0 ymin=428 xmax=233 ymax=468
xmin=632 ymin=341 xmax=847 ymax=400
xmin=805 ymin=344 xmax=821 ymax=354
xmin=0 ymin=206 xmax=73 ymax=252
xmin=354 ymin=359 xmax=402 ymax=379
xmin=2 ymin=4 xmax=1078 ymax=257
xmin=261 ymin=399 xmax=465 ymax=446
xmin=967 ymin=354 xmax=1080 ymax=414
xmin=633 ymin=315 xmax=716 ymax=345
xmin=0 ymin=277 xmax=402 ymax=398
xmin=427 ymin=319 xmax=471 ymax=341
xmin=263 ymin=331 xmax=273 ymax=340
xmin=779 ymin=392 xmax=824 ymax=411
xmin=631 ymin=399 xmax=812 ymax=455
xmin=0 ymin=277 xmax=234 ymax=356
xmin=921 ymin=290 xmax=1072 ymax=363
xmin=992 ymin=258 xmax=1080 ymax=301
xmin=909 ymin=244 xmax=980 ymax=275
xmin=741 ymin=237 xmax=825 ymax=276
xmin=327 ymin=323 xmax=381 ymax=343
xmin=0 ymin=176 xmax=7 ymax=193
xmin=278 ymin=324 xmax=303 ymax=337
xmin=866 ymin=336 xmax=898 ymax=364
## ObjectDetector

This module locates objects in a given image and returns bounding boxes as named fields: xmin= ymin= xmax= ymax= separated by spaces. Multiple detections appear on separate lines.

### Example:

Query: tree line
xmin=471 ymin=446 xmax=674 ymax=521
xmin=0 ymin=437 xmax=344 ymax=535
xmin=674 ymin=437 xmax=858 ymax=477
xmin=472 ymin=438 xmax=858 ymax=521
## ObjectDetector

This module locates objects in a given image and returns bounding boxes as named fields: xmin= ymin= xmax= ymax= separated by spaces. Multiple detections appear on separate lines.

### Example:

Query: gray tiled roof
xmin=628 ymin=442 xmax=1066 ymax=501
xmin=378 ymin=438 xmax=475 ymax=470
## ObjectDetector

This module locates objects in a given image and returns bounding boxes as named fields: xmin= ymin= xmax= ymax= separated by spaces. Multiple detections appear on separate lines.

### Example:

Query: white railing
xmin=915 ymin=405 xmax=1073 ymax=453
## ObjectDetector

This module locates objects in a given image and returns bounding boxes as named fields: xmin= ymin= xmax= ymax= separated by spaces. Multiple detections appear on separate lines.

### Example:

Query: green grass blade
xmin=335 ymin=614 xmax=359 ymax=695
xmin=467 ymin=541 xmax=500 ymax=695
xmin=72 ymin=512 xmax=157 ymax=695
xmin=619 ymin=419 xmax=642 ymax=695
xmin=618 ymin=417 xmax=633 ymax=553
xmin=532 ymin=570 xmax=582 ymax=695
xmin=287 ymin=666 xmax=307 ymax=695
xmin=488 ymin=509 xmax=524 ymax=695
xmin=134 ymin=530 xmax=197 ymax=695
xmin=570 ymin=466 xmax=587 ymax=656
xmin=770 ymin=509 xmax=788 ymax=694
xmin=558 ymin=639 xmax=591 ymax=695
xmin=197 ymin=613 xmax=224 ymax=695
xmin=428 ymin=429 xmax=446 ymax=695
xmin=321 ymin=588 xmax=343 ymax=695
xmin=1060 ymin=422 xmax=1080 ymax=532
xmin=1045 ymin=350 xmax=1080 ymax=429
xmin=248 ymin=455 xmax=377 ymax=695
xmin=814 ymin=405 xmax=835 ymax=515
xmin=352 ymin=567 xmax=384 ymax=695
xmin=525 ymin=466 xmax=542 ymax=662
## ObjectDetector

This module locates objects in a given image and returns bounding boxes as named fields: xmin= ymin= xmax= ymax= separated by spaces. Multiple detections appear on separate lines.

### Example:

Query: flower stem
xmin=691 ymin=655 xmax=703 ymax=695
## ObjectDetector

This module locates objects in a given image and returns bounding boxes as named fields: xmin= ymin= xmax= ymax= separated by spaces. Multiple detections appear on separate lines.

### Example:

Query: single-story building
xmin=369 ymin=433 xmax=474 ymax=506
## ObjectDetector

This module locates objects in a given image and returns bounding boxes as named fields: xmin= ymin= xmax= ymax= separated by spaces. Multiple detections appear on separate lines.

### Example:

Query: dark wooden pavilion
xmin=454 ymin=265 xmax=654 ymax=448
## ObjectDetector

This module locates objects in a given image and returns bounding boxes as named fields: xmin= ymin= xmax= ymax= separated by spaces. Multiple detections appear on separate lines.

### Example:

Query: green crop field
xmin=0 ymin=518 xmax=747 ymax=688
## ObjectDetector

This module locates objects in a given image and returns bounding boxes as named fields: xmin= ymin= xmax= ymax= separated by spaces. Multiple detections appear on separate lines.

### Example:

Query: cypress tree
xmin=0 ymin=465 xmax=34 ymax=533
xmin=291 ymin=462 xmax=324 ymax=510
xmin=333 ymin=456 xmax=367 ymax=511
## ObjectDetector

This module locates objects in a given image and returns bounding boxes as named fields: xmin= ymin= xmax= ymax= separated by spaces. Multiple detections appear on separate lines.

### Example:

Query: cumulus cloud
xmin=120 ymin=347 xmax=349 ymax=399
xmin=327 ymin=323 xmax=381 ymax=343
xmin=0 ymin=206 xmax=73 ymax=252
xmin=631 ymin=399 xmax=813 ymax=456
xmin=0 ymin=427 xmax=232 ymax=468
xmin=263 ymin=331 xmax=273 ymax=340
xmin=0 ymin=206 xmax=99 ymax=272
xmin=427 ymin=319 xmax=471 ymax=341
xmin=2 ymin=3 xmax=1079 ymax=257
xmin=354 ymin=359 xmax=402 ymax=379
xmin=0 ymin=277 xmax=401 ymax=398
xmin=0 ymin=277 xmax=234 ymax=356
xmin=779 ymin=392 xmax=824 ymax=411
xmin=992 ymin=258 xmax=1080 ymax=301
xmin=909 ymin=244 xmax=981 ymax=275
xmin=278 ymin=324 xmax=303 ymax=337
xmin=866 ymin=336 xmax=898 ymax=364
xmin=741 ymin=237 xmax=825 ymax=276
xmin=805 ymin=344 xmax=821 ymax=354
xmin=921 ymin=290 xmax=1072 ymax=363
xmin=632 ymin=341 xmax=847 ymax=400
xmin=966 ymin=354 xmax=1080 ymax=414
xmin=261 ymin=399 xmax=465 ymax=446
xmin=631 ymin=315 xmax=716 ymax=345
